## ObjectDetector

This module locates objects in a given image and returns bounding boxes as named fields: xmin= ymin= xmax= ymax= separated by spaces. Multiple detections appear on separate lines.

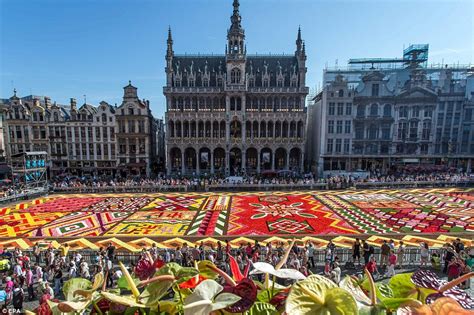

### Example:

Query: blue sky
xmin=1 ymin=0 xmax=472 ymax=118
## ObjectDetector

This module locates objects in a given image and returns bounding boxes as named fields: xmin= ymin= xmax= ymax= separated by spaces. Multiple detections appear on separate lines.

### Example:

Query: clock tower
xmin=226 ymin=0 xmax=246 ymax=87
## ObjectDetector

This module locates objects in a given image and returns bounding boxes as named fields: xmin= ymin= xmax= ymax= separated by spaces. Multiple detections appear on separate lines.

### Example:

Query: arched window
xmin=53 ymin=112 xmax=59 ymax=122
xmin=338 ymin=89 xmax=344 ymax=97
xmin=370 ymin=103 xmax=378 ymax=116
xmin=102 ymin=113 xmax=107 ymax=122
xmin=231 ymin=68 xmax=241 ymax=84
xmin=383 ymin=104 xmax=391 ymax=117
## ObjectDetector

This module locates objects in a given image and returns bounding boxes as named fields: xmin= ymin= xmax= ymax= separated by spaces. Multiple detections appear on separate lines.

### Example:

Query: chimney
xmin=70 ymin=98 xmax=77 ymax=111
xmin=44 ymin=97 xmax=51 ymax=110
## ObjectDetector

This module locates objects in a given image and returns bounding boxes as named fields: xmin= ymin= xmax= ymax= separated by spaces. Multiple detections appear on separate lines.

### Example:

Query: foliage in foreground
xmin=27 ymin=242 xmax=473 ymax=315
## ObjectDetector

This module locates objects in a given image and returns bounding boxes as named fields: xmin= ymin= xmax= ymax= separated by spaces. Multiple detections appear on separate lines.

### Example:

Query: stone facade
xmin=164 ymin=0 xmax=308 ymax=176
xmin=1 ymin=83 xmax=159 ymax=177
xmin=309 ymin=56 xmax=474 ymax=175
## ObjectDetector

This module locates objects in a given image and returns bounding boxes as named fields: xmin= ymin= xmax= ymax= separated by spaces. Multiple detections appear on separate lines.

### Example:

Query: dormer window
xmin=249 ymin=78 xmax=254 ymax=87
xmin=128 ymin=108 xmax=134 ymax=115
xmin=290 ymin=79 xmax=297 ymax=87
xmin=231 ymin=68 xmax=241 ymax=84
xmin=189 ymin=78 xmax=195 ymax=87
xmin=175 ymin=78 xmax=181 ymax=87
xmin=203 ymin=78 xmax=209 ymax=87
xmin=217 ymin=77 xmax=223 ymax=87
xmin=263 ymin=78 xmax=269 ymax=87
xmin=277 ymin=78 xmax=283 ymax=87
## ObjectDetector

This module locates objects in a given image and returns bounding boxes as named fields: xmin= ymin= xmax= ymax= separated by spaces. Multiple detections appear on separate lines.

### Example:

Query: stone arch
xmin=213 ymin=147 xmax=225 ymax=174
xmin=229 ymin=147 xmax=242 ymax=176
xmin=199 ymin=147 xmax=211 ymax=172
xmin=297 ymin=121 xmax=304 ymax=138
xmin=289 ymin=147 xmax=301 ymax=171
xmin=170 ymin=147 xmax=182 ymax=171
xmin=260 ymin=148 xmax=272 ymax=171
xmin=246 ymin=147 xmax=258 ymax=173
xmin=183 ymin=120 xmax=190 ymax=138
xmin=184 ymin=147 xmax=196 ymax=172
xmin=168 ymin=120 xmax=175 ymax=138
xmin=275 ymin=147 xmax=287 ymax=170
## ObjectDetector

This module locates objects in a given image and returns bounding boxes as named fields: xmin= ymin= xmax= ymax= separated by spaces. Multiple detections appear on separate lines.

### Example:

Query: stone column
xmin=242 ymin=120 xmax=246 ymax=144
xmin=300 ymin=151 xmax=304 ymax=173
xmin=286 ymin=150 xmax=290 ymax=170
xmin=181 ymin=150 xmax=185 ymax=174
xmin=181 ymin=122 xmax=184 ymax=139
xmin=196 ymin=149 xmax=200 ymax=175
xmin=271 ymin=151 xmax=275 ymax=171
xmin=210 ymin=122 xmax=213 ymax=139
xmin=257 ymin=149 xmax=261 ymax=173
xmin=241 ymin=149 xmax=246 ymax=174
xmin=210 ymin=151 xmax=214 ymax=174
xmin=225 ymin=149 xmax=230 ymax=176
xmin=166 ymin=149 xmax=171 ymax=175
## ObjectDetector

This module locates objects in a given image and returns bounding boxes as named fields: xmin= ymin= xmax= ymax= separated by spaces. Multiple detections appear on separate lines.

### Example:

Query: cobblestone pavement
xmin=15 ymin=266 xmax=473 ymax=312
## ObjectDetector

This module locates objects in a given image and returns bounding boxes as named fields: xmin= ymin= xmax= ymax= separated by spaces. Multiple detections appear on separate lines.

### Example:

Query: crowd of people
xmin=48 ymin=170 xmax=473 ymax=191
xmin=0 ymin=238 xmax=472 ymax=312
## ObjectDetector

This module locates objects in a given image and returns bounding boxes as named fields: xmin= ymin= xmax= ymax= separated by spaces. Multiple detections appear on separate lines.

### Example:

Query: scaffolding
xmin=348 ymin=44 xmax=429 ymax=69
xmin=10 ymin=151 xmax=48 ymax=193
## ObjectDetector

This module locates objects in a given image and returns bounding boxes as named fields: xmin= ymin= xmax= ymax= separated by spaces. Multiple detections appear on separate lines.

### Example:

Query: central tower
xmin=226 ymin=0 xmax=246 ymax=87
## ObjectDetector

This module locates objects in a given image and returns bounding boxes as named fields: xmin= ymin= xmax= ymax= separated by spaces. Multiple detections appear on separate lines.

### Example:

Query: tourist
xmin=53 ymin=267 xmax=63 ymax=297
xmin=366 ymin=256 xmax=379 ymax=278
xmin=420 ymin=242 xmax=429 ymax=268
xmin=331 ymin=257 xmax=341 ymax=284
xmin=447 ymin=257 xmax=462 ymax=281
xmin=380 ymin=240 xmax=391 ymax=270
xmin=443 ymin=244 xmax=456 ymax=274
xmin=384 ymin=250 xmax=397 ymax=278
xmin=307 ymin=242 xmax=315 ymax=268
xmin=352 ymin=238 xmax=361 ymax=266
xmin=396 ymin=241 xmax=405 ymax=268
xmin=25 ymin=267 xmax=35 ymax=301
xmin=11 ymin=283 xmax=24 ymax=313
xmin=106 ymin=243 xmax=115 ymax=261
xmin=33 ymin=243 xmax=41 ymax=264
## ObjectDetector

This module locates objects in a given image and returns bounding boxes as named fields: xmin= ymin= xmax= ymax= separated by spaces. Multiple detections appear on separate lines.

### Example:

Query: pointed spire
xmin=296 ymin=26 xmax=303 ymax=54
xmin=229 ymin=0 xmax=243 ymax=35
xmin=166 ymin=26 xmax=174 ymax=59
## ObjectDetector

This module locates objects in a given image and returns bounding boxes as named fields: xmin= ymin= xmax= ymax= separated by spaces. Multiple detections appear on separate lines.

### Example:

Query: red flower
xmin=179 ymin=275 xmax=207 ymax=289
xmin=134 ymin=257 xmax=165 ymax=280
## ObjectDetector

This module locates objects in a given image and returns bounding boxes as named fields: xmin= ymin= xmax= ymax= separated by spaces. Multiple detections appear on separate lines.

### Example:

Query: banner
xmin=262 ymin=152 xmax=270 ymax=163
xmin=201 ymin=151 xmax=209 ymax=163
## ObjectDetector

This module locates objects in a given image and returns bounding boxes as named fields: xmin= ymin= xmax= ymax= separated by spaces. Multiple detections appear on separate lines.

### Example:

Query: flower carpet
xmin=0 ymin=188 xmax=472 ymax=238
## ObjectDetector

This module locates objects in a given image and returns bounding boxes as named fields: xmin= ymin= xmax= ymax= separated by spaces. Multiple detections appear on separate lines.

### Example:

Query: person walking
xmin=396 ymin=241 xmax=405 ymax=269
xmin=385 ymin=250 xmax=397 ymax=278
xmin=420 ymin=242 xmax=429 ymax=268
xmin=352 ymin=239 xmax=361 ymax=266
xmin=380 ymin=240 xmax=390 ymax=269
xmin=25 ymin=267 xmax=35 ymax=301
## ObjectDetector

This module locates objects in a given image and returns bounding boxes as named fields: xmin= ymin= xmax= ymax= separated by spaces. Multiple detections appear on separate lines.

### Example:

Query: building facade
xmin=164 ymin=0 xmax=308 ymax=176
xmin=1 ymin=83 xmax=158 ymax=177
xmin=308 ymin=45 xmax=474 ymax=175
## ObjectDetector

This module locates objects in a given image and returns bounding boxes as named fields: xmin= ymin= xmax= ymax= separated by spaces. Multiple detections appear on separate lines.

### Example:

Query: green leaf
xmin=183 ymin=279 xmax=240 ymax=315
xmin=257 ymin=288 xmax=281 ymax=303
xmin=139 ymin=277 xmax=174 ymax=307
xmin=157 ymin=262 xmax=199 ymax=283
xmin=62 ymin=278 xmax=92 ymax=301
xmin=197 ymin=260 xmax=219 ymax=280
xmin=247 ymin=302 xmax=278 ymax=315
xmin=299 ymin=212 xmax=317 ymax=218
xmin=159 ymin=300 xmax=180 ymax=315
xmin=339 ymin=276 xmax=371 ymax=305
xmin=286 ymin=275 xmax=358 ymax=315
xmin=101 ymin=291 xmax=146 ymax=308
xmin=252 ymin=213 xmax=267 ymax=219
xmin=387 ymin=272 xmax=436 ymax=303
xmin=117 ymin=274 xmax=141 ymax=291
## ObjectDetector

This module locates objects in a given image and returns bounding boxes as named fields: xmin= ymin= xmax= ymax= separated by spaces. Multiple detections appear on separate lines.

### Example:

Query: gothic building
xmin=164 ymin=0 xmax=308 ymax=176
xmin=1 ymin=82 xmax=162 ymax=177
xmin=307 ymin=45 xmax=474 ymax=175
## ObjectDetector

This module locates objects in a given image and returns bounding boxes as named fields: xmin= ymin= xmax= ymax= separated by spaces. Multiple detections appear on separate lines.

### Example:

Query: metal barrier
xmin=49 ymin=180 xmax=474 ymax=194
xmin=19 ymin=247 xmax=442 ymax=269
